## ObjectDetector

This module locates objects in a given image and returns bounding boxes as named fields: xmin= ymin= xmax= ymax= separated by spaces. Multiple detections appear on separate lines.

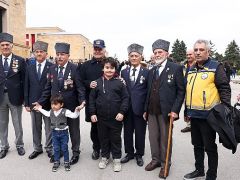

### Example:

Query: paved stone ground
xmin=0 ymin=82 xmax=239 ymax=180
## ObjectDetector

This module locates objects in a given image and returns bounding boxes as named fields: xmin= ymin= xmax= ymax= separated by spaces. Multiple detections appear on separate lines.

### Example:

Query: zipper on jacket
xmin=189 ymin=71 xmax=198 ymax=109
xmin=203 ymin=91 xmax=206 ymax=109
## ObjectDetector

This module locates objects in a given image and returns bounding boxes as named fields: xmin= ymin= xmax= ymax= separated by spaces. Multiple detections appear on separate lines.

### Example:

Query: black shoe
xmin=46 ymin=151 xmax=53 ymax=158
xmin=184 ymin=170 xmax=205 ymax=179
xmin=136 ymin=156 xmax=144 ymax=167
xmin=70 ymin=155 xmax=79 ymax=165
xmin=92 ymin=150 xmax=100 ymax=160
xmin=64 ymin=162 xmax=71 ymax=171
xmin=17 ymin=147 xmax=25 ymax=156
xmin=181 ymin=126 xmax=191 ymax=133
xmin=120 ymin=154 xmax=134 ymax=163
xmin=0 ymin=150 xmax=8 ymax=159
xmin=49 ymin=155 xmax=54 ymax=163
xmin=52 ymin=161 xmax=60 ymax=172
xmin=205 ymin=176 xmax=216 ymax=180
xmin=28 ymin=151 xmax=43 ymax=159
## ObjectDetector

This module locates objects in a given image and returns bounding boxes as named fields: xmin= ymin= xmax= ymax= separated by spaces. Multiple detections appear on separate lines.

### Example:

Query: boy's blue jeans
xmin=52 ymin=129 xmax=69 ymax=162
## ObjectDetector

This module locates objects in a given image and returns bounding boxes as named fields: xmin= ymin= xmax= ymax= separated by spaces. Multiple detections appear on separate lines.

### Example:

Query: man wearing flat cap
xmin=120 ymin=43 xmax=149 ymax=167
xmin=0 ymin=32 xmax=27 ymax=159
xmin=144 ymin=39 xmax=185 ymax=178
xmin=34 ymin=42 xmax=86 ymax=166
xmin=24 ymin=41 xmax=54 ymax=161
xmin=78 ymin=39 xmax=107 ymax=160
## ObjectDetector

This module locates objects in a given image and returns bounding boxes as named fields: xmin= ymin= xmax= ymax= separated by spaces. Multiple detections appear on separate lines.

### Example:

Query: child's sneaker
xmin=52 ymin=161 xmax=60 ymax=172
xmin=99 ymin=157 xmax=109 ymax=169
xmin=113 ymin=159 xmax=121 ymax=172
xmin=64 ymin=162 xmax=71 ymax=171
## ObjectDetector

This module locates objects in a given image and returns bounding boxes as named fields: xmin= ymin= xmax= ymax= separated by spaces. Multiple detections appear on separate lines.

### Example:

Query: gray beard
xmin=155 ymin=58 xmax=167 ymax=65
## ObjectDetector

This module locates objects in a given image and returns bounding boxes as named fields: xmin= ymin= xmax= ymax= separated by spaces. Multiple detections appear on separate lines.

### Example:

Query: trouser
xmin=30 ymin=111 xmax=52 ymax=152
xmin=52 ymin=129 xmax=69 ymax=162
xmin=123 ymin=108 xmax=147 ymax=157
xmin=97 ymin=120 xmax=122 ymax=159
xmin=148 ymin=114 xmax=172 ymax=167
xmin=0 ymin=93 xmax=23 ymax=150
xmin=191 ymin=118 xmax=218 ymax=179
xmin=67 ymin=117 xmax=80 ymax=156
xmin=91 ymin=122 xmax=101 ymax=152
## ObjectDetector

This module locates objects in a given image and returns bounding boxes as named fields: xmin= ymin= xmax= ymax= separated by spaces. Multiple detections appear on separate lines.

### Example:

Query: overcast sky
xmin=26 ymin=0 xmax=240 ymax=61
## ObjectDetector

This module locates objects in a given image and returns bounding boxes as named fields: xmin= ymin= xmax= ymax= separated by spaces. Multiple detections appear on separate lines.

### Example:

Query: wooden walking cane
xmin=163 ymin=115 xmax=174 ymax=178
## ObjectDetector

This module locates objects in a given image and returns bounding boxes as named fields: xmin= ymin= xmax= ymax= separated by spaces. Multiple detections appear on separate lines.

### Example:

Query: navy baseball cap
xmin=93 ymin=39 xmax=105 ymax=49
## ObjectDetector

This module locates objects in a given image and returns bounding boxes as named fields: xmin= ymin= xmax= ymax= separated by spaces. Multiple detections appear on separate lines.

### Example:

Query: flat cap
xmin=152 ymin=39 xmax=170 ymax=52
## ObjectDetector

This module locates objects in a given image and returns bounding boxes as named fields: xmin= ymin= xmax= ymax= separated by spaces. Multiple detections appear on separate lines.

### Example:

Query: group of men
xmin=0 ymin=32 xmax=231 ymax=180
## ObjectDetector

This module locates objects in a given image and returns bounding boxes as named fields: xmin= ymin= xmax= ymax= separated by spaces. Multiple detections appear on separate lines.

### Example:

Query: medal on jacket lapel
xmin=12 ymin=59 xmax=19 ymax=73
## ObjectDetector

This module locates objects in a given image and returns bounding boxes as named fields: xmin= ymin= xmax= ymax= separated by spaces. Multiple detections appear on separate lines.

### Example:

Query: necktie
xmin=131 ymin=68 xmax=137 ymax=87
xmin=37 ymin=63 xmax=41 ymax=80
xmin=58 ymin=66 xmax=64 ymax=89
xmin=3 ymin=57 xmax=9 ymax=75
xmin=155 ymin=66 xmax=161 ymax=80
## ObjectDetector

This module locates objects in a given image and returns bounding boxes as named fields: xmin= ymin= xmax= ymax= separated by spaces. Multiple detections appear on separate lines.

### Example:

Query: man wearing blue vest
xmin=183 ymin=40 xmax=231 ymax=180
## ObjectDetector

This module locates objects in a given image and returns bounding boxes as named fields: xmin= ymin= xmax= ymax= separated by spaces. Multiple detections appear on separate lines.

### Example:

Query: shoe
xmin=28 ymin=151 xmax=43 ymax=159
xmin=99 ymin=157 xmax=109 ymax=169
xmin=64 ymin=162 xmax=71 ymax=171
xmin=205 ymin=176 xmax=216 ymax=180
xmin=46 ymin=151 xmax=53 ymax=158
xmin=92 ymin=150 xmax=100 ymax=160
xmin=120 ymin=154 xmax=134 ymax=163
xmin=70 ymin=155 xmax=79 ymax=165
xmin=17 ymin=147 xmax=25 ymax=156
xmin=145 ymin=161 xmax=161 ymax=171
xmin=181 ymin=126 xmax=191 ymax=133
xmin=136 ymin=156 xmax=144 ymax=167
xmin=49 ymin=155 xmax=54 ymax=163
xmin=113 ymin=159 xmax=121 ymax=172
xmin=159 ymin=167 xmax=170 ymax=179
xmin=0 ymin=150 xmax=8 ymax=159
xmin=52 ymin=161 xmax=60 ymax=172
xmin=184 ymin=169 xmax=205 ymax=179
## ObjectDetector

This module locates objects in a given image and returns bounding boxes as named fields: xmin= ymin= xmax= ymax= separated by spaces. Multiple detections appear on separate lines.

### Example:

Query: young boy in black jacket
xmin=89 ymin=57 xmax=129 ymax=172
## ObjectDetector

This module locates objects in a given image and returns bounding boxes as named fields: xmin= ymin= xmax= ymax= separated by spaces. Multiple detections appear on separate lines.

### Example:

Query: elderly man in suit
xmin=120 ymin=43 xmax=149 ymax=167
xmin=34 ymin=42 xmax=85 ymax=165
xmin=0 ymin=33 xmax=26 ymax=159
xmin=144 ymin=39 xmax=185 ymax=178
xmin=24 ymin=41 xmax=53 ymax=161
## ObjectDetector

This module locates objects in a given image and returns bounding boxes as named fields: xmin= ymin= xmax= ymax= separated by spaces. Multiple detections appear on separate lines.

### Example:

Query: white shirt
xmin=157 ymin=59 xmax=167 ymax=76
xmin=36 ymin=60 xmax=46 ymax=75
xmin=58 ymin=62 xmax=68 ymax=75
xmin=130 ymin=65 xmax=141 ymax=82
xmin=2 ymin=53 xmax=12 ymax=67
xmin=39 ymin=108 xmax=80 ymax=130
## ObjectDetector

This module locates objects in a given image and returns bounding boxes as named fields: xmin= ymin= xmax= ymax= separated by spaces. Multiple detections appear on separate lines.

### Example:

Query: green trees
xmin=224 ymin=40 xmax=240 ymax=68
xmin=171 ymin=39 xmax=187 ymax=62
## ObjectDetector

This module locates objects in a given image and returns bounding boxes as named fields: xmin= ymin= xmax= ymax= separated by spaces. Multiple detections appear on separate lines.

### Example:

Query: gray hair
xmin=194 ymin=39 xmax=210 ymax=51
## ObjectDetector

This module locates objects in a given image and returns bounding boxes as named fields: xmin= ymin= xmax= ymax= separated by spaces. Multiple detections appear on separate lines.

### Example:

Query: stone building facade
xmin=0 ymin=0 xmax=29 ymax=57
xmin=26 ymin=27 xmax=93 ymax=63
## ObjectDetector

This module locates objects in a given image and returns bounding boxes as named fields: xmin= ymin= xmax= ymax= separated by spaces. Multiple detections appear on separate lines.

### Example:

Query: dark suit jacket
xmin=24 ymin=60 xmax=53 ymax=110
xmin=121 ymin=66 xmax=149 ymax=116
xmin=145 ymin=60 xmax=185 ymax=121
xmin=0 ymin=54 xmax=26 ymax=106
xmin=38 ymin=62 xmax=85 ymax=111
